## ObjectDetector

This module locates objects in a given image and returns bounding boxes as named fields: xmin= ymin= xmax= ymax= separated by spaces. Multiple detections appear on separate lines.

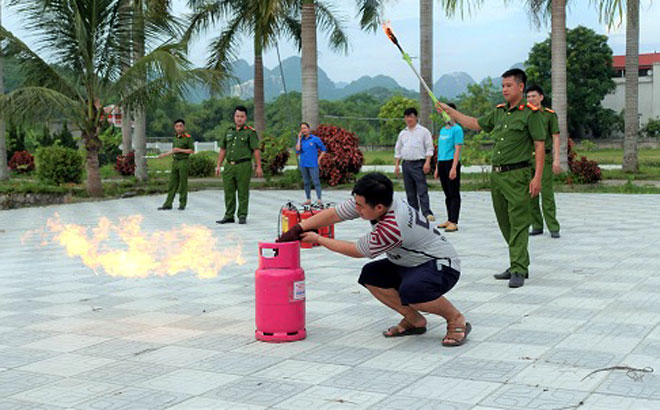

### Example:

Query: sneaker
xmin=158 ymin=206 xmax=172 ymax=210
xmin=529 ymin=229 xmax=543 ymax=236
xmin=426 ymin=214 xmax=436 ymax=222
xmin=550 ymin=231 xmax=560 ymax=238
xmin=216 ymin=217 xmax=235 ymax=224
xmin=508 ymin=273 xmax=525 ymax=288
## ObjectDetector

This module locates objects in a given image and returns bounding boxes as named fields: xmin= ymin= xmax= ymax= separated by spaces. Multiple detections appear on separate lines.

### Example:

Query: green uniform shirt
xmin=477 ymin=100 xmax=546 ymax=166
xmin=542 ymin=108 xmax=560 ymax=148
xmin=172 ymin=133 xmax=194 ymax=160
xmin=220 ymin=125 xmax=260 ymax=162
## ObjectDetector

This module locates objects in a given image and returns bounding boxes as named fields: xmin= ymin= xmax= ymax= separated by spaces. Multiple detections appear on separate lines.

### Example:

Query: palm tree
xmin=524 ymin=0 xmax=569 ymax=171
xmin=0 ymin=4 xmax=7 ymax=181
xmin=300 ymin=0 xmax=348 ymax=129
xmin=186 ymin=0 xmax=302 ymax=136
xmin=0 ymin=0 xmax=222 ymax=196
xmin=596 ymin=0 xmax=637 ymax=171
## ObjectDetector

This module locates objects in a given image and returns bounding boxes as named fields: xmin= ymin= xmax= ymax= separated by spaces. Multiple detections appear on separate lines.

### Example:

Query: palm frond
xmin=355 ymin=0 xmax=386 ymax=32
xmin=0 ymin=87 xmax=80 ymax=124
xmin=442 ymin=0 xmax=485 ymax=19
xmin=206 ymin=14 xmax=244 ymax=75
xmin=315 ymin=2 xmax=349 ymax=54
xmin=592 ymin=0 xmax=624 ymax=29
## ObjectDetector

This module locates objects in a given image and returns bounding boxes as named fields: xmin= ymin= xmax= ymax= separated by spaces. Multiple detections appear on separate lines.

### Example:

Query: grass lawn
xmin=575 ymin=148 xmax=660 ymax=165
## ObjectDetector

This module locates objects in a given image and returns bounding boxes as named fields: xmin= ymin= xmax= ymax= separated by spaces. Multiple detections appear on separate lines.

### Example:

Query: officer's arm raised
xmin=435 ymin=102 xmax=481 ymax=131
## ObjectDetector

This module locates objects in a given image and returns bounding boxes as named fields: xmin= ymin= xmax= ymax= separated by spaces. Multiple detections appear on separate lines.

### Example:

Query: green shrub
xmin=370 ymin=157 xmax=386 ymax=165
xmin=641 ymin=118 xmax=660 ymax=139
xmin=98 ymin=126 xmax=122 ymax=166
xmin=260 ymin=134 xmax=291 ymax=177
xmin=578 ymin=139 xmax=598 ymax=151
xmin=36 ymin=146 xmax=84 ymax=185
xmin=188 ymin=153 xmax=215 ymax=177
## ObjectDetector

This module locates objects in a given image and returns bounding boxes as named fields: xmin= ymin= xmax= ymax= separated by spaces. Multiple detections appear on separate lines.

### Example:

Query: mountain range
xmin=187 ymin=56 xmax=523 ymax=103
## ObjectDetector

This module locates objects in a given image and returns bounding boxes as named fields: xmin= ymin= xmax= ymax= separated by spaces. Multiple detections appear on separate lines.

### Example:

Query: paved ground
xmin=1 ymin=190 xmax=660 ymax=409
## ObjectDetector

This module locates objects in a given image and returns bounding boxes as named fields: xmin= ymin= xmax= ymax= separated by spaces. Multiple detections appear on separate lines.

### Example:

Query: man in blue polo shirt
xmin=296 ymin=122 xmax=326 ymax=204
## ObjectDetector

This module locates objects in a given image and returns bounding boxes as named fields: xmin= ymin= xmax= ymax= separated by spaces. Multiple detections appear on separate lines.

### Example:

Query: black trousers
xmin=402 ymin=160 xmax=433 ymax=217
xmin=437 ymin=160 xmax=461 ymax=223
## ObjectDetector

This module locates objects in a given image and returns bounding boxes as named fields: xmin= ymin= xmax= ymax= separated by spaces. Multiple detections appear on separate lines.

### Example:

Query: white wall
xmin=602 ymin=62 xmax=660 ymax=127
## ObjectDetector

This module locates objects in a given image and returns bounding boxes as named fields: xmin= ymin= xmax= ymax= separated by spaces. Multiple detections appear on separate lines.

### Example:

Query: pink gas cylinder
xmin=255 ymin=241 xmax=306 ymax=342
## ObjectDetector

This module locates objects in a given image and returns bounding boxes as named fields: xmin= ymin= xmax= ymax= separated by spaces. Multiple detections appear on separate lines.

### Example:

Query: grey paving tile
xmin=202 ymin=377 xmax=311 ymax=407
xmin=321 ymin=368 xmax=421 ymax=394
xmin=432 ymin=357 xmax=529 ymax=382
xmin=479 ymin=384 xmax=588 ymax=409
xmin=188 ymin=351 xmax=284 ymax=375
xmin=75 ymin=386 xmax=190 ymax=410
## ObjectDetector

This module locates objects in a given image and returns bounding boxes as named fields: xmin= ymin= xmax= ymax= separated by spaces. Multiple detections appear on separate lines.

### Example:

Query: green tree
xmin=526 ymin=25 xmax=615 ymax=139
xmin=0 ymin=4 xmax=6 ymax=181
xmin=0 ymin=0 xmax=222 ymax=196
xmin=377 ymin=95 xmax=418 ymax=145
xmin=454 ymin=80 xmax=500 ymax=119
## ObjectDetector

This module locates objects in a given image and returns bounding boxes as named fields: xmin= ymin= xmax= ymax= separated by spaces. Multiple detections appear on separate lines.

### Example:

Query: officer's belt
xmin=227 ymin=158 xmax=251 ymax=165
xmin=492 ymin=161 xmax=530 ymax=173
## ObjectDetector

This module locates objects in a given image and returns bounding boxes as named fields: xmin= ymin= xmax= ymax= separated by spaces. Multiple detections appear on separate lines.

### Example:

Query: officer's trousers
xmin=490 ymin=167 xmax=531 ymax=275
xmin=223 ymin=161 xmax=252 ymax=219
xmin=530 ymin=161 xmax=560 ymax=232
xmin=163 ymin=158 xmax=189 ymax=208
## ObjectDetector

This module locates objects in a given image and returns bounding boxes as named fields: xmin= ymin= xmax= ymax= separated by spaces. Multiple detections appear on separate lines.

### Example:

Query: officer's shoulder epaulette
xmin=183 ymin=133 xmax=191 ymax=138
xmin=545 ymin=108 xmax=555 ymax=114
xmin=244 ymin=125 xmax=255 ymax=131
xmin=496 ymin=103 xmax=506 ymax=108
xmin=525 ymin=102 xmax=539 ymax=111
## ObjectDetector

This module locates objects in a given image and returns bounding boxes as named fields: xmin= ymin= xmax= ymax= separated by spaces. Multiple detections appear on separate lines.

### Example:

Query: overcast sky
xmin=3 ymin=0 xmax=659 ymax=89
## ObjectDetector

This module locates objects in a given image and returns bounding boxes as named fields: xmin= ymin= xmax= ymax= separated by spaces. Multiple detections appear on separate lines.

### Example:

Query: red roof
xmin=612 ymin=53 xmax=660 ymax=69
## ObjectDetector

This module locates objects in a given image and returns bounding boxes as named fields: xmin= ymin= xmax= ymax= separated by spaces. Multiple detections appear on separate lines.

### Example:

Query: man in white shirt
xmin=394 ymin=107 xmax=435 ymax=221
xmin=277 ymin=173 xmax=471 ymax=347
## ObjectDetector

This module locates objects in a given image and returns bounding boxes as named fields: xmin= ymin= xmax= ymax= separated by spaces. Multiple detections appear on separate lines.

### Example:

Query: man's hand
xmin=215 ymin=165 xmax=222 ymax=177
xmin=276 ymin=223 xmax=304 ymax=242
xmin=449 ymin=168 xmax=457 ymax=180
xmin=157 ymin=153 xmax=166 ymax=159
xmin=317 ymin=159 xmax=322 ymax=169
xmin=435 ymin=102 xmax=451 ymax=116
xmin=434 ymin=169 xmax=439 ymax=179
xmin=423 ymin=162 xmax=431 ymax=174
xmin=300 ymin=232 xmax=319 ymax=244
xmin=552 ymin=160 xmax=561 ymax=175
xmin=529 ymin=176 xmax=542 ymax=197
xmin=394 ymin=165 xmax=400 ymax=177
xmin=255 ymin=166 xmax=263 ymax=178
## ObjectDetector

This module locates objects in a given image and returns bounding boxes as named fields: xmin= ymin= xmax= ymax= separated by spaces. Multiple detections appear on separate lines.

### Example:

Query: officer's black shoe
xmin=238 ymin=218 xmax=247 ymax=224
xmin=158 ymin=206 xmax=172 ymax=211
xmin=178 ymin=206 xmax=185 ymax=210
xmin=550 ymin=231 xmax=560 ymax=238
xmin=529 ymin=229 xmax=543 ymax=236
xmin=508 ymin=273 xmax=525 ymax=288
xmin=494 ymin=268 xmax=511 ymax=280
xmin=216 ymin=217 xmax=235 ymax=224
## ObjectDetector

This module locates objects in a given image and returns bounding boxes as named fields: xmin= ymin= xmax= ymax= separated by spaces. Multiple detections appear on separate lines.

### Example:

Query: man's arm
xmin=215 ymin=148 xmax=226 ymax=176
xmin=253 ymin=149 xmax=263 ymax=177
xmin=436 ymin=102 xmax=481 ymax=131
xmin=302 ymin=233 xmax=364 ymax=258
xmin=423 ymin=128 xmax=433 ymax=174
xmin=394 ymin=132 xmax=403 ymax=176
xmin=552 ymin=133 xmax=561 ymax=174
xmin=530 ymin=141 xmax=545 ymax=197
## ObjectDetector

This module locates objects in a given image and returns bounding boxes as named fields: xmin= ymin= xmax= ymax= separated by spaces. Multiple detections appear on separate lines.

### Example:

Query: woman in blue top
xmin=434 ymin=103 xmax=464 ymax=232
xmin=296 ymin=122 xmax=326 ymax=205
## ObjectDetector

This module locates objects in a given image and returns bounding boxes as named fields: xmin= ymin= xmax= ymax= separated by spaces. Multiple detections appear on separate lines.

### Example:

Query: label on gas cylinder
xmin=293 ymin=281 xmax=305 ymax=300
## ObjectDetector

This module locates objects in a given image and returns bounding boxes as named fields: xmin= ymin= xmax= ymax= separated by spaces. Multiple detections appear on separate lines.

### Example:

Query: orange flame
xmin=30 ymin=213 xmax=244 ymax=279
xmin=382 ymin=20 xmax=398 ymax=45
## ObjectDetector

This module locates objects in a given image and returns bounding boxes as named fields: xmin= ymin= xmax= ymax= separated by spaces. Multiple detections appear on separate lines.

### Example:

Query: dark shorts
xmin=358 ymin=258 xmax=460 ymax=305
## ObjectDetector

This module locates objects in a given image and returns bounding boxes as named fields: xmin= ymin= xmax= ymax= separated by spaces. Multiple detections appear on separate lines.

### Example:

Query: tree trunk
xmin=419 ymin=0 xmax=433 ymax=131
xmin=301 ymin=0 xmax=319 ymax=129
xmin=623 ymin=0 xmax=639 ymax=172
xmin=121 ymin=107 xmax=132 ymax=155
xmin=0 ymin=5 xmax=8 ymax=181
xmin=84 ymin=133 xmax=103 ymax=197
xmin=254 ymin=37 xmax=265 ymax=136
xmin=551 ymin=0 xmax=569 ymax=172
xmin=133 ymin=6 xmax=147 ymax=181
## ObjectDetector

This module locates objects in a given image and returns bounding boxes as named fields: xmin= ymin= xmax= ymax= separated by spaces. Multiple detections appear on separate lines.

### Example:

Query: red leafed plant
xmin=115 ymin=151 xmax=136 ymax=176
xmin=314 ymin=124 xmax=364 ymax=186
xmin=9 ymin=150 xmax=35 ymax=173
xmin=567 ymin=138 xmax=601 ymax=184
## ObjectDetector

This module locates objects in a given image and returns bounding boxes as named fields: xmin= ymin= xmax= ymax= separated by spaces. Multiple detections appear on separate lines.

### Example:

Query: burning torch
xmin=382 ymin=21 xmax=452 ymax=124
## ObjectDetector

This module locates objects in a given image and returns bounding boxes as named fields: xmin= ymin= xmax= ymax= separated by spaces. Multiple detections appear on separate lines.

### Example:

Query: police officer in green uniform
xmin=158 ymin=119 xmax=194 ymax=211
xmin=526 ymin=85 xmax=561 ymax=238
xmin=215 ymin=106 xmax=263 ymax=225
xmin=436 ymin=69 xmax=546 ymax=288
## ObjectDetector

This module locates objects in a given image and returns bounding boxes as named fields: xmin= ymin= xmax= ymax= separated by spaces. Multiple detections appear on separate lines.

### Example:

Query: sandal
xmin=382 ymin=325 xmax=427 ymax=338
xmin=442 ymin=322 xmax=471 ymax=347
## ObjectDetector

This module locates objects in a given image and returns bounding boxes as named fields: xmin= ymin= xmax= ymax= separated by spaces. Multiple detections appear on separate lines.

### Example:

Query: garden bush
xmin=260 ymin=134 xmax=290 ymax=177
xmin=315 ymin=124 xmax=364 ymax=186
xmin=35 ymin=146 xmax=83 ymax=184
xmin=567 ymin=138 xmax=601 ymax=184
xmin=115 ymin=151 xmax=136 ymax=176
xmin=188 ymin=153 xmax=215 ymax=177
xmin=8 ymin=150 xmax=35 ymax=174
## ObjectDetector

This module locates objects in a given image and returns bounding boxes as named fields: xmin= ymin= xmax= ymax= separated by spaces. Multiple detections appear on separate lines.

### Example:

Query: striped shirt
xmin=335 ymin=196 xmax=460 ymax=270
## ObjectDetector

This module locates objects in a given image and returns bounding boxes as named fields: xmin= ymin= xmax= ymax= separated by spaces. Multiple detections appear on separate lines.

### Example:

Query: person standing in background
xmin=296 ymin=122 xmax=326 ymax=205
xmin=434 ymin=103 xmax=463 ymax=232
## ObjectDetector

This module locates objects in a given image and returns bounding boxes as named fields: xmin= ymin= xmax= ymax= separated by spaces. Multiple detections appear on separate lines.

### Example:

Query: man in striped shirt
xmin=277 ymin=173 xmax=470 ymax=347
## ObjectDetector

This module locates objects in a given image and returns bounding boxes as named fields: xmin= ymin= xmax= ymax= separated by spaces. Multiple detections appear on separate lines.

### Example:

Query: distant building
xmin=601 ymin=52 xmax=660 ymax=126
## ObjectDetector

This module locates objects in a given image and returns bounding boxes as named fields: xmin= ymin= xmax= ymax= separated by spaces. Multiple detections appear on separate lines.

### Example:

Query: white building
xmin=601 ymin=52 xmax=660 ymax=126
